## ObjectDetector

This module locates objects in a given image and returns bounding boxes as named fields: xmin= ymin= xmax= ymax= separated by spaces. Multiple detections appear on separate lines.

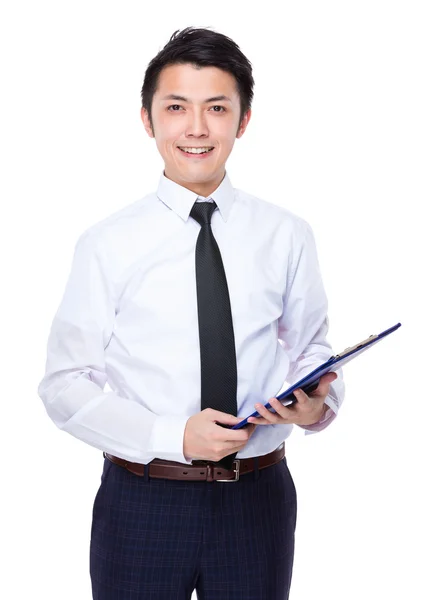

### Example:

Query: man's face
xmin=141 ymin=63 xmax=251 ymax=197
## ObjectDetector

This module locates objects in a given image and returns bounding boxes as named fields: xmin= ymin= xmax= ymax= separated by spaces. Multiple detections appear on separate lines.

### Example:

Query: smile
xmin=177 ymin=146 xmax=215 ymax=159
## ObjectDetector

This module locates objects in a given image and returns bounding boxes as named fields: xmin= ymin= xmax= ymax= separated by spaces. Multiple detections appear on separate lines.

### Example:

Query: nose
xmin=185 ymin=108 xmax=209 ymax=138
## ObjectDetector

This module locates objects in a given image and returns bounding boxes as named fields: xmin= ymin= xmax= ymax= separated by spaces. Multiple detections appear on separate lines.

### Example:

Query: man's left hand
xmin=247 ymin=372 xmax=338 ymax=426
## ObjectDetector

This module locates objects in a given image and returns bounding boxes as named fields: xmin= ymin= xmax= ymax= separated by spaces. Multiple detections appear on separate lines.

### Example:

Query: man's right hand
xmin=183 ymin=408 xmax=257 ymax=462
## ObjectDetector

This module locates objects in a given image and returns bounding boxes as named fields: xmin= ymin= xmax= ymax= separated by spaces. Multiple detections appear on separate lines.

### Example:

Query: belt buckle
xmin=216 ymin=459 xmax=240 ymax=482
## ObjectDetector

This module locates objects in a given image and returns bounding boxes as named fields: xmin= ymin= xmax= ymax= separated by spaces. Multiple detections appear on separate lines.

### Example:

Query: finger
xmin=267 ymin=397 xmax=297 ymax=419
xmin=214 ymin=423 xmax=255 ymax=441
xmin=293 ymin=388 xmax=309 ymax=404
xmin=312 ymin=379 xmax=333 ymax=399
xmin=225 ymin=423 xmax=257 ymax=442
xmin=253 ymin=402 xmax=280 ymax=424
xmin=268 ymin=398 xmax=294 ymax=420
xmin=318 ymin=371 xmax=337 ymax=389
xmin=247 ymin=416 xmax=269 ymax=425
xmin=210 ymin=409 xmax=244 ymax=425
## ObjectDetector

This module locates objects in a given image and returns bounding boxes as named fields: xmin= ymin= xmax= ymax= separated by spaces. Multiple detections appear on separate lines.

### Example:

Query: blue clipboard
xmin=231 ymin=322 xmax=401 ymax=430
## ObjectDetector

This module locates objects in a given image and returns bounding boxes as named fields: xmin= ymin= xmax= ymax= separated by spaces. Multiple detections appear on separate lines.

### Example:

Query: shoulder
xmin=234 ymin=186 xmax=312 ymax=236
xmin=74 ymin=192 xmax=157 ymax=249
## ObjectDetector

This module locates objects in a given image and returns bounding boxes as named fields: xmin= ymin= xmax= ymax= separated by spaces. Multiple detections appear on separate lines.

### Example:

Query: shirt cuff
xmin=147 ymin=414 xmax=193 ymax=464
xmin=299 ymin=394 xmax=339 ymax=434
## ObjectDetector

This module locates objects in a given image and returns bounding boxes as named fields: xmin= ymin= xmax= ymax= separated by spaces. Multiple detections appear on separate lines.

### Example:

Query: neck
xmin=164 ymin=170 xmax=225 ymax=198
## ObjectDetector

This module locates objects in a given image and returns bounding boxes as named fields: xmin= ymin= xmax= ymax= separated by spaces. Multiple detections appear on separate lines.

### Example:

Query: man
xmin=38 ymin=26 xmax=344 ymax=599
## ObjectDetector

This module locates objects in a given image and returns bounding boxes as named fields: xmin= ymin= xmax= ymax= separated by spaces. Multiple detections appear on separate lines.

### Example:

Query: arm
xmin=37 ymin=229 xmax=192 ymax=463
xmin=277 ymin=218 xmax=345 ymax=433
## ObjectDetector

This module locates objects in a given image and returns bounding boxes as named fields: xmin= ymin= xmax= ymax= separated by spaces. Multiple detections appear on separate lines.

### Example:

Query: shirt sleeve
xmin=37 ymin=229 xmax=192 ymax=464
xmin=277 ymin=218 xmax=345 ymax=434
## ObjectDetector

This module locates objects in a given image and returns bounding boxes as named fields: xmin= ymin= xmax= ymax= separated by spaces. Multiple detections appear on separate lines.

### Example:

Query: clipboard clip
xmin=334 ymin=334 xmax=379 ymax=359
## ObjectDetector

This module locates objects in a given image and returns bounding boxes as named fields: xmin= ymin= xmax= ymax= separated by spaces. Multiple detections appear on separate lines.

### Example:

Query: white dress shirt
xmin=38 ymin=169 xmax=345 ymax=465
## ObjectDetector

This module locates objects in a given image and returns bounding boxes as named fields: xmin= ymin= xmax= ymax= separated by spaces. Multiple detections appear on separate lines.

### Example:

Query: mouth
xmin=177 ymin=146 xmax=215 ymax=159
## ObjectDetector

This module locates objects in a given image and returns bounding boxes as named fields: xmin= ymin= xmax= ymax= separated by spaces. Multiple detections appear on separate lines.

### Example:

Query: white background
xmin=1 ymin=1 xmax=423 ymax=598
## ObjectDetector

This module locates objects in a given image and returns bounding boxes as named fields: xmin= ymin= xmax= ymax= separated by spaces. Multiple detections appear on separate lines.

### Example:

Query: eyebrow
xmin=161 ymin=94 xmax=232 ymax=103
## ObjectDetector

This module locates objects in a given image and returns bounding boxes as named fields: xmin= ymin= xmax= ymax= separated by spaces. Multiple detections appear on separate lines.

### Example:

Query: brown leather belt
xmin=104 ymin=442 xmax=285 ymax=482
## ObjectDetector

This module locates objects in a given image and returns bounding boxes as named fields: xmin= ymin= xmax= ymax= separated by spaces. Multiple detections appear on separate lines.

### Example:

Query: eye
xmin=167 ymin=104 xmax=226 ymax=113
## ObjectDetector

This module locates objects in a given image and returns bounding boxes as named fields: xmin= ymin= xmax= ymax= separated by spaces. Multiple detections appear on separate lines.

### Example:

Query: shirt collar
xmin=156 ymin=169 xmax=235 ymax=222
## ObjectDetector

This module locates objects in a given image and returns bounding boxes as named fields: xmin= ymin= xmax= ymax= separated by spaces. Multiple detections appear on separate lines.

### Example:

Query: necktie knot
xmin=190 ymin=200 xmax=217 ymax=226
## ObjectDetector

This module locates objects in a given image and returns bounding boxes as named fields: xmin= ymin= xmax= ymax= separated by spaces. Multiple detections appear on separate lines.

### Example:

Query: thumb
xmin=209 ymin=410 xmax=243 ymax=424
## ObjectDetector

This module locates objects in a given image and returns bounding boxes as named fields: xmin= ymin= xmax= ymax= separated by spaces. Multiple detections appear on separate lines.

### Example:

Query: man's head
xmin=140 ymin=27 xmax=254 ymax=197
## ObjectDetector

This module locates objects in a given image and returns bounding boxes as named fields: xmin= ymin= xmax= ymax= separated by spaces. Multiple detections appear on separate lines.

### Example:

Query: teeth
xmin=178 ymin=147 xmax=214 ymax=154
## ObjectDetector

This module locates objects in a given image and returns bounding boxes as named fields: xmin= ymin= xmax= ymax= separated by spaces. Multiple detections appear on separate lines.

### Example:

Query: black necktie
xmin=189 ymin=200 xmax=238 ymax=471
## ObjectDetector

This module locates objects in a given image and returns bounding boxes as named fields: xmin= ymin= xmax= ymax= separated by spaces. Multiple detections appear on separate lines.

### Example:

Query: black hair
xmin=141 ymin=26 xmax=254 ymax=135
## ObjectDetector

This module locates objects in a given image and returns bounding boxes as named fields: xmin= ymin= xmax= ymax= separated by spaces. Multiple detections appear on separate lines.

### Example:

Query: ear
xmin=236 ymin=108 xmax=252 ymax=139
xmin=141 ymin=107 xmax=154 ymax=138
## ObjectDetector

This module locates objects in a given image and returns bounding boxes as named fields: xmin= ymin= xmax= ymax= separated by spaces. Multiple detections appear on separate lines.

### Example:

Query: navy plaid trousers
xmin=90 ymin=453 xmax=297 ymax=599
